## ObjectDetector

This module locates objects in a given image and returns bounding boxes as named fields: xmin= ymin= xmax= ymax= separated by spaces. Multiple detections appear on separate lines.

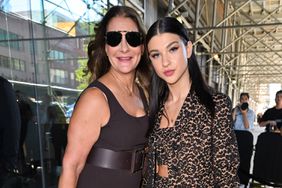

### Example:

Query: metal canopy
xmin=36 ymin=0 xmax=281 ymax=106
xmin=160 ymin=0 xmax=282 ymax=106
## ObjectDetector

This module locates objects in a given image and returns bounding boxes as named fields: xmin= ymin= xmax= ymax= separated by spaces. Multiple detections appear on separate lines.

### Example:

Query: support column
xmin=144 ymin=0 xmax=158 ymax=29
xmin=208 ymin=0 xmax=217 ymax=87
xmin=220 ymin=0 xmax=229 ymax=94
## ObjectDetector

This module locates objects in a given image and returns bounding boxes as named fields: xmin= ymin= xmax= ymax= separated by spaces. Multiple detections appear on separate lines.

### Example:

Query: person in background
xmin=259 ymin=90 xmax=282 ymax=132
xmin=142 ymin=17 xmax=239 ymax=187
xmin=59 ymin=5 xmax=151 ymax=188
xmin=15 ymin=90 xmax=33 ymax=175
xmin=46 ymin=94 xmax=67 ymax=167
xmin=0 ymin=76 xmax=21 ymax=187
xmin=232 ymin=92 xmax=255 ymax=131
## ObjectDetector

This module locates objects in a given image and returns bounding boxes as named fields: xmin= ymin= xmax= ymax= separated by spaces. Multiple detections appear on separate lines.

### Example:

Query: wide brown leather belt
xmin=86 ymin=147 xmax=145 ymax=173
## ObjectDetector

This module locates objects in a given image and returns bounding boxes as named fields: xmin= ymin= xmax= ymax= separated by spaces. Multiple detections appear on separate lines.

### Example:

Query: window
xmin=50 ymin=68 xmax=68 ymax=84
xmin=0 ymin=28 xmax=22 ymax=50
xmin=0 ymin=55 xmax=25 ymax=71
xmin=48 ymin=50 xmax=65 ymax=60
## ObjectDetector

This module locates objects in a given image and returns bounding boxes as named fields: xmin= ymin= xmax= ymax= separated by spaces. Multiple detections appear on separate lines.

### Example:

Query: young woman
xmin=59 ymin=6 xmax=151 ymax=188
xmin=142 ymin=17 xmax=240 ymax=187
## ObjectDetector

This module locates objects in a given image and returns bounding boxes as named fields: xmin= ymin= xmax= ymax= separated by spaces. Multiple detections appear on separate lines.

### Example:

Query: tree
xmin=75 ymin=58 xmax=90 ymax=90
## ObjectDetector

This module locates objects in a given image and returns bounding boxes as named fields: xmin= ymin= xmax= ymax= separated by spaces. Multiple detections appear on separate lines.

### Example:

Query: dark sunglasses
xmin=105 ymin=31 xmax=143 ymax=47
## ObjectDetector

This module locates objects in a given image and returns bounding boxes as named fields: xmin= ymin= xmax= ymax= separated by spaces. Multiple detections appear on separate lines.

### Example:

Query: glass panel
xmin=0 ymin=0 xmax=131 ymax=187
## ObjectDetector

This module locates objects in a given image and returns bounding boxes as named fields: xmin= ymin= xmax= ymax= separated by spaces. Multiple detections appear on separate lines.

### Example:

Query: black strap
xmin=137 ymin=84 xmax=149 ymax=114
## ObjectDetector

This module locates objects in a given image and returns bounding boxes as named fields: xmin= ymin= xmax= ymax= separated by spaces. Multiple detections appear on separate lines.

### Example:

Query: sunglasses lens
xmin=106 ymin=32 xmax=122 ymax=47
xmin=126 ymin=32 xmax=142 ymax=47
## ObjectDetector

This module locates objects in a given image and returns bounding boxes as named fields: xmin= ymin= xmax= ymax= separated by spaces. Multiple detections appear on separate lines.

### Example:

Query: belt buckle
xmin=130 ymin=148 xmax=144 ymax=173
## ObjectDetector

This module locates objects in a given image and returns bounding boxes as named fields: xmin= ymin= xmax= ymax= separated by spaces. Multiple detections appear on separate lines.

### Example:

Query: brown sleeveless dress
xmin=77 ymin=80 xmax=149 ymax=188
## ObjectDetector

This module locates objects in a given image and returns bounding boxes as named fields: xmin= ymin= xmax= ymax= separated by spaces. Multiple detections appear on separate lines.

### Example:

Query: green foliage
xmin=74 ymin=21 xmax=99 ymax=90
xmin=75 ymin=58 xmax=90 ymax=90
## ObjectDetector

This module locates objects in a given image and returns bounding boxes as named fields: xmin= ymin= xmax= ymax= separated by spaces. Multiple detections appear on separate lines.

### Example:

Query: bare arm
xmin=259 ymin=120 xmax=276 ymax=128
xmin=258 ymin=109 xmax=277 ymax=128
xmin=58 ymin=88 xmax=110 ymax=188
xmin=241 ymin=109 xmax=250 ymax=129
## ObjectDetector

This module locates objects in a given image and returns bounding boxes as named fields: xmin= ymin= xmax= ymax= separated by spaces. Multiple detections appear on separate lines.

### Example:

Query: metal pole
xmin=208 ymin=0 xmax=217 ymax=86
xmin=168 ymin=0 xmax=189 ymax=16
xmin=195 ymin=0 xmax=251 ymax=44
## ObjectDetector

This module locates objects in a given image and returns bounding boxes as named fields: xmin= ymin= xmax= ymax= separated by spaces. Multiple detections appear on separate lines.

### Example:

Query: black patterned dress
xmin=142 ymin=90 xmax=240 ymax=188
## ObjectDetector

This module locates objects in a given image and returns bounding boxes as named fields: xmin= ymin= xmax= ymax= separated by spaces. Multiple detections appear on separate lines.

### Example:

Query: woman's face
xmin=147 ymin=33 xmax=192 ymax=85
xmin=105 ymin=16 xmax=143 ymax=74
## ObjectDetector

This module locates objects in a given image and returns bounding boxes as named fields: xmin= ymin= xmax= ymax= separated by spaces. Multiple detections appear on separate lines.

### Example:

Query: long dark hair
xmin=86 ymin=6 xmax=151 ymax=90
xmin=145 ymin=17 xmax=215 ymax=126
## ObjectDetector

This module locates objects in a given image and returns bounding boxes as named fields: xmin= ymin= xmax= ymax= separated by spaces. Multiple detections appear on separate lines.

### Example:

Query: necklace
xmin=110 ymin=71 xmax=135 ymax=96
xmin=163 ymin=104 xmax=177 ymax=127
xmin=163 ymin=96 xmax=186 ymax=128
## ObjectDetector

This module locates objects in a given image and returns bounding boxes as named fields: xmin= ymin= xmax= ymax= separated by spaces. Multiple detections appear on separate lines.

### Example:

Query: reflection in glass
xmin=0 ymin=0 xmax=125 ymax=187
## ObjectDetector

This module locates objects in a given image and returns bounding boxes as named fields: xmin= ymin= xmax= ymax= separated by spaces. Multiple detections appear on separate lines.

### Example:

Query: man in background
xmin=259 ymin=90 xmax=282 ymax=132
xmin=0 ymin=76 xmax=21 ymax=187
xmin=232 ymin=92 xmax=255 ymax=131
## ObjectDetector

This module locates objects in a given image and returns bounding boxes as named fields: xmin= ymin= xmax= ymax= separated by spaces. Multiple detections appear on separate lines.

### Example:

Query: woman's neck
xmin=167 ymin=80 xmax=191 ymax=103
xmin=108 ymin=70 xmax=136 ymax=96
xmin=167 ymin=70 xmax=191 ymax=102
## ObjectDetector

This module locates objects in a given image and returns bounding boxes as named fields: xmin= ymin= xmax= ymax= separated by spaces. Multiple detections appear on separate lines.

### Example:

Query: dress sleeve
xmin=141 ymin=140 xmax=156 ymax=188
xmin=212 ymin=94 xmax=240 ymax=187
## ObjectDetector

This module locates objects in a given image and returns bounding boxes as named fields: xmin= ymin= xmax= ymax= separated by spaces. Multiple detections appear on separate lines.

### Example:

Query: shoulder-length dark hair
xmin=145 ymin=17 xmax=215 ymax=125
xmin=86 ymin=6 xmax=151 ymax=89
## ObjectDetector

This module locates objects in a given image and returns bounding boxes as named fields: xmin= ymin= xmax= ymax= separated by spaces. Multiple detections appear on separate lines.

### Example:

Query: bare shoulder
xmin=71 ymin=87 xmax=110 ymax=127
xmin=78 ymin=87 xmax=108 ymax=106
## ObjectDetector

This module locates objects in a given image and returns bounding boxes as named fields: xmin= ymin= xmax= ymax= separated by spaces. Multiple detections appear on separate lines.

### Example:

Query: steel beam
xmin=168 ymin=0 xmax=189 ymax=16
xmin=195 ymin=0 xmax=251 ymax=44
xmin=192 ymin=22 xmax=282 ymax=30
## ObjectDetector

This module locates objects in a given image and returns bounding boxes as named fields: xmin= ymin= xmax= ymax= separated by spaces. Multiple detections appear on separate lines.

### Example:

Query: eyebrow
xmin=148 ymin=40 xmax=179 ymax=54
